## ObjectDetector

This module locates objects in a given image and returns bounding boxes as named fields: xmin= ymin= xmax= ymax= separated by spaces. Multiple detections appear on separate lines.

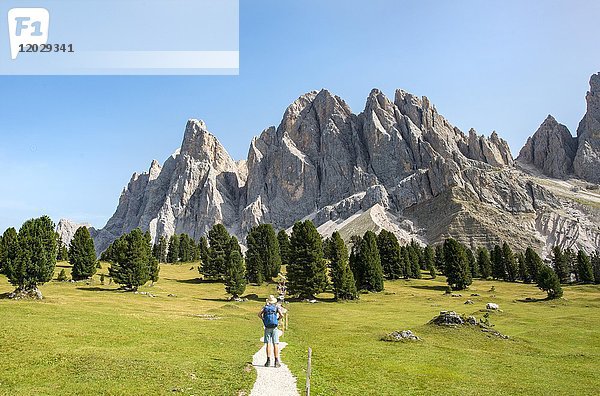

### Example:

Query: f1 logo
xmin=8 ymin=8 xmax=50 ymax=60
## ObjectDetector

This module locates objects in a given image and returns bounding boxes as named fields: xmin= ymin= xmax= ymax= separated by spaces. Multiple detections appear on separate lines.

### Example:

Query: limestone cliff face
xmin=517 ymin=115 xmax=578 ymax=179
xmin=517 ymin=73 xmax=600 ymax=184
xmin=574 ymin=73 xmax=600 ymax=183
xmin=91 ymin=120 xmax=244 ymax=255
xmin=90 ymin=79 xmax=600 ymax=256
xmin=56 ymin=219 xmax=91 ymax=246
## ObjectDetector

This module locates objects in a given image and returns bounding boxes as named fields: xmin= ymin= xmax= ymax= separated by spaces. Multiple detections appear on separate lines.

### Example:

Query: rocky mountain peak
xmin=517 ymin=114 xmax=577 ymax=179
xmin=573 ymin=73 xmax=600 ymax=183
xmin=148 ymin=159 xmax=162 ymax=181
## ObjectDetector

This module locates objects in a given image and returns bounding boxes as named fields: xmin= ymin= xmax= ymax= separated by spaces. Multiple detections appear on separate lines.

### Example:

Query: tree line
xmin=2 ymin=216 xmax=599 ymax=300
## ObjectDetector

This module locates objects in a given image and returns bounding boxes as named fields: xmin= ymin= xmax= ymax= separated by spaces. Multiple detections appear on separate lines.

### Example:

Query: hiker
xmin=258 ymin=295 xmax=284 ymax=368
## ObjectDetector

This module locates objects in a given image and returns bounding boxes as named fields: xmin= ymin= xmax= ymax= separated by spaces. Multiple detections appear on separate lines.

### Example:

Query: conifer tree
xmin=466 ymin=247 xmax=478 ymax=278
xmin=153 ymin=236 xmax=168 ymax=263
xmin=477 ymin=247 xmax=492 ymax=279
xmin=145 ymin=231 xmax=160 ymax=285
xmin=591 ymin=251 xmax=600 ymax=285
xmin=524 ymin=247 xmax=543 ymax=283
xmin=246 ymin=228 xmax=265 ymax=285
xmin=401 ymin=246 xmax=412 ymax=279
xmin=198 ymin=236 xmax=209 ymax=270
xmin=537 ymin=265 xmax=563 ymax=299
xmin=69 ymin=227 xmax=97 ymax=280
xmin=57 ymin=268 xmax=68 ymax=282
xmin=349 ymin=235 xmax=363 ymax=287
xmin=108 ymin=229 xmax=156 ymax=291
xmin=224 ymin=236 xmax=246 ymax=298
xmin=424 ymin=245 xmax=436 ymax=279
xmin=576 ymin=250 xmax=594 ymax=284
xmin=564 ymin=248 xmax=577 ymax=281
xmin=408 ymin=243 xmax=422 ymax=279
xmin=491 ymin=244 xmax=505 ymax=280
xmin=202 ymin=224 xmax=231 ymax=280
xmin=355 ymin=231 xmax=384 ymax=292
xmin=328 ymin=231 xmax=358 ymax=300
xmin=167 ymin=234 xmax=180 ymax=263
xmin=0 ymin=227 xmax=18 ymax=275
xmin=4 ymin=216 xmax=57 ymax=297
xmin=434 ymin=244 xmax=445 ymax=275
xmin=516 ymin=252 xmax=530 ymax=283
xmin=245 ymin=224 xmax=281 ymax=284
xmin=551 ymin=245 xmax=569 ymax=283
xmin=502 ymin=242 xmax=518 ymax=282
xmin=287 ymin=220 xmax=327 ymax=299
xmin=443 ymin=238 xmax=472 ymax=290
xmin=376 ymin=230 xmax=402 ymax=280
xmin=277 ymin=230 xmax=291 ymax=265
xmin=56 ymin=237 xmax=69 ymax=261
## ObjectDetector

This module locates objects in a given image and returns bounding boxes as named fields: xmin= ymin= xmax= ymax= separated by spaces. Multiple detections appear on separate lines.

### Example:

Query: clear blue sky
xmin=1 ymin=0 xmax=599 ymax=232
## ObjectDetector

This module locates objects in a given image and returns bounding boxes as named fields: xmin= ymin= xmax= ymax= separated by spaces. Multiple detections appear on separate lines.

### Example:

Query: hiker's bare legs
xmin=266 ymin=343 xmax=272 ymax=358
xmin=274 ymin=343 xmax=279 ymax=359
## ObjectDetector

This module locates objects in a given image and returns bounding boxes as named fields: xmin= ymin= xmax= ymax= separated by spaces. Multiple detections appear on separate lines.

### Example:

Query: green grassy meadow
xmin=1 ymin=263 xmax=599 ymax=395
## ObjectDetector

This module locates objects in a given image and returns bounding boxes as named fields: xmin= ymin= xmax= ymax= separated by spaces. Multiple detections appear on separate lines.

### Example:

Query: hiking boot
xmin=264 ymin=358 xmax=270 ymax=367
xmin=274 ymin=359 xmax=281 ymax=368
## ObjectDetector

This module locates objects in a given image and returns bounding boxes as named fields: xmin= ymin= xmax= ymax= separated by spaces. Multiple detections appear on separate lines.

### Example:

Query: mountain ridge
xmin=60 ymin=76 xmax=599 ymax=257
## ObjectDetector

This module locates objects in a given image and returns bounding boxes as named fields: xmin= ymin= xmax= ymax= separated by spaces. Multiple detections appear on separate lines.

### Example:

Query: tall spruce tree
xmin=591 ymin=251 xmax=600 ymax=285
xmin=328 ymin=231 xmax=358 ymax=300
xmin=502 ymin=242 xmax=518 ymax=282
xmin=355 ymin=231 xmax=384 ymax=292
xmin=108 ymin=229 xmax=157 ymax=291
xmin=145 ymin=231 xmax=160 ymax=284
xmin=69 ymin=227 xmax=97 ymax=280
xmin=4 ymin=216 xmax=57 ymax=297
xmin=466 ymin=248 xmax=479 ymax=278
xmin=154 ymin=236 xmax=168 ymax=263
xmin=537 ymin=265 xmax=563 ymax=299
xmin=277 ymin=230 xmax=291 ymax=265
xmin=246 ymin=228 xmax=265 ymax=285
xmin=56 ymin=237 xmax=69 ymax=261
xmin=245 ymin=224 xmax=281 ymax=284
xmin=349 ymin=235 xmax=363 ymax=287
xmin=408 ymin=243 xmax=422 ymax=279
xmin=424 ymin=245 xmax=436 ymax=279
xmin=565 ymin=248 xmax=577 ymax=281
xmin=224 ymin=236 xmax=246 ymax=298
xmin=376 ymin=230 xmax=403 ymax=280
xmin=477 ymin=247 xmax=492 ymax=279
xmin=167 ymin=234 xmax=180 ymax=263
xmin=516 ymin=252 xmax=530 ymax=283
xmin=491 ymin=244 xmax=505 ymax=280
xmin=576 ymin=250 xmax=594 ymax=284
xmin=202 ymin=224 xmax=231 ymax=280
xmin=551 ymin=246 xmax=569 ymax=283
xmin=524 ymin=247 xmax=543 ymax=283
xmin=443 ymin=238 xmax=472 ymax=290
xmin=434 ymin=244 xmax=445 ymax=275
xmin=401 ymin=246 xmax=412 ymax=279
xmin=0 ymin=227 xmax=18 ymax=275
xmin=287 ymin=220 xmax=327 ymax=299
xmin=198 ymin=236 xmax=209 ymax=267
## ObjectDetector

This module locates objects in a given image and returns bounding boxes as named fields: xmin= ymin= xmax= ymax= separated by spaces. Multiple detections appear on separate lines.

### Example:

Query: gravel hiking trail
xmin=250 ymin=330 xmax=299 ymax=396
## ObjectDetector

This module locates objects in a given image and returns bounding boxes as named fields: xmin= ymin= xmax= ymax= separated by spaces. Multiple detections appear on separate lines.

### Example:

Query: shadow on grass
xmin=516 ymin=297 xmax=548 ymax=303
xmin=170 ymin=277 xmax=222 ymax=285
xmin=76 ymin=287 xmax=119 ymax=292
xmin=407 ymin=284 xmax=449 ymax=292
xmin=0 ymin=292 xmax=12 ymax=299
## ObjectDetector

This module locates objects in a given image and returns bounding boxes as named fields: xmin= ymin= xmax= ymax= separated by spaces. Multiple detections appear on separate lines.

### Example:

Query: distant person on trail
xmin=258 ymin=295 xmax=284 ymax=368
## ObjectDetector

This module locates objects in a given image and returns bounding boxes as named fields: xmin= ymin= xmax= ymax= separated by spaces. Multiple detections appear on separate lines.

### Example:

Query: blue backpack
xmin=262 ymin=304 xmax=279 ymax=328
